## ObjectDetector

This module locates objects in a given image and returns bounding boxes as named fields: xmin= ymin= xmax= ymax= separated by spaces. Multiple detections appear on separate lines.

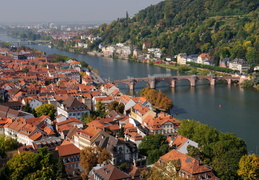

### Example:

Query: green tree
xmin=187 ymin=145 xmax=202 ymax=159
xmin=107 ymin=101 xmax=119 ymax=112
xmin=115 ymin=103 xmax=125 ymax=114
xmin=107 ymin=101 xmax=125 ymax=114
xmin=0 ymin=147 xmax=66 ymax=180
xmin=6 ymin=152 xmax=38 ymax=180
xmin=0 ymin=135 xmax=21 ymax=158
xmin=139 ymin=134 xmax=170 ymax=164
xmin=35 ymin=104 xmax=56 ymax=120
xmin=238 ymin=154 xmax=259 ymax=180
xmin=95 ymin=101 xmax=107 ymax=118
xmin=246 ymin=47 xmax=259 ymax=67
xmin=178 ymin=120 xmax=247 ymax=179
xmin=240 ymin=79 xmax=254 ymax=88
xmin=22 ymin=68 xmax=29 ymax=73
xmin=23 ymin=102 xmax=32 ymax=113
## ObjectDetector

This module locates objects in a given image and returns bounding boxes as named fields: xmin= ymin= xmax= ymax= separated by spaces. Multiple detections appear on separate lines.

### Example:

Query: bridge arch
xmin=196 ymin=78 xmax=211 ymax=86
xmin=174 ymin=76 xmax=200 ymax=87
xmin=215 ymin=78 xmax=228 ymax=85
xmin=155 ymin=79 xmax=171 ymax=88
xmin=174 ymin=78 xmax=192 ymax=87
xmin=116 ymin=82 xmax=131 ymax=89
xmin=134 ymin=80 xmax=150 ymax=89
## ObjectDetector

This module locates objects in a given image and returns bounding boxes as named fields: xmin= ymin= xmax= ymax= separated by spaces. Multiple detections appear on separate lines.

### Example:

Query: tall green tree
xmin=95 ymin=101 xmax=107 ymax=118
xmin=139 ymin=134 xmax=170 ymax=164
xmin=0 ymin=147 xmax=66 ymax=180
xmin=246 ymin=47 xmax=259 ymax=67
xmin=0 ymin=135 xmax=21 ymax=158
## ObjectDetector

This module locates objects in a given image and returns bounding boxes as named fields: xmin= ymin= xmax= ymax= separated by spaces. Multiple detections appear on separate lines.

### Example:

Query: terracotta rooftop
xmin=56 ymin=140 xmax=80 ymax=157
xmin=159 ymin=150 xmax=213 ymax=174
xmin=92 ymin=163 xmax=130 ymax=180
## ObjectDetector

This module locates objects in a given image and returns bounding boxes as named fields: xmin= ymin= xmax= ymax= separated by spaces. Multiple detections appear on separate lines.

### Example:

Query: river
xmin=1 ymin=34 xmax=258 ymax=154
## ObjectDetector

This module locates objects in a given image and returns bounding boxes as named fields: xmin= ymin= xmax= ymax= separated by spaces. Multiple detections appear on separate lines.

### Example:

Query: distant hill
xmin=93 ymin=0 xmax=259 ymax=66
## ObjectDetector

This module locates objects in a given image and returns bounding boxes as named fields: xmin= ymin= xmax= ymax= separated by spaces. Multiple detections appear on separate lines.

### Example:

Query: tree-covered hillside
xmin=93 ymin=0 xmax=259 ymax=66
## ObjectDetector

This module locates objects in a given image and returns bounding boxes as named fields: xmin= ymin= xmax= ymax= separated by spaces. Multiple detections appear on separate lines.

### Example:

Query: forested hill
xmin=93 ymin=0 xmax=259 ymax=66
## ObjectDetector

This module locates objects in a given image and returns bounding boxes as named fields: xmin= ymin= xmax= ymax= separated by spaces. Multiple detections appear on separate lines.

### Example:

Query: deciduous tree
xmin=238 ymin=154 xmax=259 ymax=180
xmin=80 ymin=146 xmax=111 ymax=179
xmin=35 ymin=104 xmax=56 ymax=120
xmin=139 ymin=134 xmax=170 ymax=164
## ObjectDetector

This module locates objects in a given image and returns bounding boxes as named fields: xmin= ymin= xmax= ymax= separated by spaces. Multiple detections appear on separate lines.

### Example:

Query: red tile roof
xmin=56 ymin=140 xmax=80 ymax=157
xmin=159 ymin=150 xmax=213 ymax=175
xmin=93 ymin=164 xmax=130 ymax=180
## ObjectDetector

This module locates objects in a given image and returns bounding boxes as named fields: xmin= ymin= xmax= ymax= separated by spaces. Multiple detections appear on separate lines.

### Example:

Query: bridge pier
xmin=129 ymin=82 xmax=135 ymax=90
xmin=190 ymin=79 xmax=196 ymax=87
xmin=171 ymin=80 xmax=176 ymax=88
xmin=227 ymin=79 xmax=232 ymax=85
xmin=150 ymin=79 xmax=155 ymax=89
xmin=210 ymin=79 xmax=216 ymax=86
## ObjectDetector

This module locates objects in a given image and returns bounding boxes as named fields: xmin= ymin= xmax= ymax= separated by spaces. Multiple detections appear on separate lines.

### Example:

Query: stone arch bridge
xmin=110 ymin=75 xmax=245 ymax=90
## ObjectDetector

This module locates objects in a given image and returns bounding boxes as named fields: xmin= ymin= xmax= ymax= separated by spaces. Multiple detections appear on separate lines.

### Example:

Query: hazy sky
xmin=0 ymin=0 xmax=163 ymax=24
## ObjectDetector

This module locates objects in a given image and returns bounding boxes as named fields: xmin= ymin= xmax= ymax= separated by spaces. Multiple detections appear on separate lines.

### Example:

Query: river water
xmin=1 ymin=34 xmax=258 ymax=153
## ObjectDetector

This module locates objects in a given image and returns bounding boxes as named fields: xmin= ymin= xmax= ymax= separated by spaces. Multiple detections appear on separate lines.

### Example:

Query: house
xmin=158 ymin=150 xmax=219 ymax=180
xmin=197 ymin=53 xmax=212 ymax=65
xmin=0 ymin=101 xmax=23 ymax=110
xmin=82 ymin=74 xmax=93 ymax=85
xmin=128 ymin=165 xmax=151 ymax=180
xmin=219 ymin=57 xmax=231 ymax=68
xmin=130 ymin=103 xmax=156 ymax=125
xmin=73 ymin=126 xmax=101 ymax=149
xmin=56 ymin=117 xmax=84 ymax=139
xmin=228 ymin=58 xmax=249 ymax=73
xmin=0 ymin=118 xmax=12 ymax=135
xmin=92 ymin=96 xmax=113 ymax=111
xmin=169 ymin=135 xmax=198 ymax=154
xmin=142 ymin=112 xmax=180 ymax=136
xmin=86 ymin=118 xmax=120 ymax=135
xmin=4 ymin=118 xmax=47 ymax=145
xmin=142 ymin=42 xmax=152 ymax=50
xmin=33 ymin=137 xmax=61 ymax=151
xmin=55 ymin=140 xmax=81 ymax=171
xmin=177 ymin=53 xmax=187 ymax=65
xmin=57 ymin=96 xmax=90 ymax=120
xmin=0 ymin=104 xmax=34 ymax=119
xmin=100 ymin=83 xmax=119 ymax=95
xmin=124 ymin=126 xmax=143 ymax=147
xmin=91 ymin=131 xmax=138 ymax=166
xmin=147 ymin=48 xmax=162 ymax=59
xmin=89 ymin=164 xmax=131 ymax=180
xmin=21 ymin=97 xmax=43 ymax=109
xmin=187 ymin=54 xmax=199 ymax=63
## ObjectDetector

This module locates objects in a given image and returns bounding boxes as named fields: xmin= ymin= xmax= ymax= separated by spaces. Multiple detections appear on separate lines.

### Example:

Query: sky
xmin=0 ymin=0 xmax=163 ymax=24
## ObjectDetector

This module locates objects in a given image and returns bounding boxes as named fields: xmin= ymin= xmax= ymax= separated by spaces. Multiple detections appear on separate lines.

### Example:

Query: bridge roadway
xmin=110 ymin=75 xmax=246 ymax=90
